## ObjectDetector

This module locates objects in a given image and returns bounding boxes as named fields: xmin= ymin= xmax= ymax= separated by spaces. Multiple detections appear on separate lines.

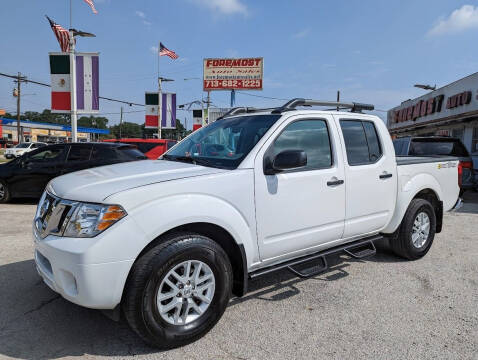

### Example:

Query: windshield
xmin=163 ymin=114 xmax=281 ymax=169
xmin=15 ymin=143 xmax=31 ymax=149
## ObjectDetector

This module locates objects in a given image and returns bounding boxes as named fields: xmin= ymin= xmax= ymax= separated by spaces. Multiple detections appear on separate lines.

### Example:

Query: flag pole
xmin=69 ymin=0 xmax=72 ymax=29
xmin=69 ymin=0 xmax=78 ymax=142
xmin=158 ymin=41 xmax=162 ymax=139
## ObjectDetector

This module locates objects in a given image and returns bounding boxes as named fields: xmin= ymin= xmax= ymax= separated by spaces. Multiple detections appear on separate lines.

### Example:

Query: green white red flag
xmin=49 ymin=53 xmax=99 ymax=113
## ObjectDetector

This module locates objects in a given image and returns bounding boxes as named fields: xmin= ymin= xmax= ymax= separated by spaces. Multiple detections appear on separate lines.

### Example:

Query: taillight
xmin=458 ymin=161 xmax=472 ymax=187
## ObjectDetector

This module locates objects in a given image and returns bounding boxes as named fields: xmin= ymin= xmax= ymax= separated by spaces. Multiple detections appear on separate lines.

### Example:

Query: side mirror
xmin=264 ymin=150 xmax=307 ymax=175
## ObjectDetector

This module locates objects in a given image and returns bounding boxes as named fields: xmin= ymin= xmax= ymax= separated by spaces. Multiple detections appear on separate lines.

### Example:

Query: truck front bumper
xmin=33 ymin=227 xmax=135 ymax=310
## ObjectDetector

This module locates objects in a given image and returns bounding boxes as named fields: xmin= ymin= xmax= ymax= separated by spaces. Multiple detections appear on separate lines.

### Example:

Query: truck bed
xmin=396 ymin=156 xmax=459 ymax=166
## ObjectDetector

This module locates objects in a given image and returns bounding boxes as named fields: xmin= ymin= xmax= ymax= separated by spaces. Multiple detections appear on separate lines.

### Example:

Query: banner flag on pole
xmin=145 ymin=92 xmax=159 ymax=128
xmin=145 ymin=92 xmax=176 ymax=129
xmin=192 ymin=109 xmax=202 ymax=131
xmin=49 ymin=52 xmax=99 ymax=113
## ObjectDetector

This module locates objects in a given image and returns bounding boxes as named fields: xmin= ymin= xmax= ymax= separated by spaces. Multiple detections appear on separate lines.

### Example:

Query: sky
xmin=1 ymin=0 xmax=478 ymax=129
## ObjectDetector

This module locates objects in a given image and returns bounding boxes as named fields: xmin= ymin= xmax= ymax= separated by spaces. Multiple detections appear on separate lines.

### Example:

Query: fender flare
xmin=383 ymin=173 xmax=442 ymax=234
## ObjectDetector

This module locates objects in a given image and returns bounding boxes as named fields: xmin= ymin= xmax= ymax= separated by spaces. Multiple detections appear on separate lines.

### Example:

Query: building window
xmin=472 ymin=127 xmax=478 ymax=153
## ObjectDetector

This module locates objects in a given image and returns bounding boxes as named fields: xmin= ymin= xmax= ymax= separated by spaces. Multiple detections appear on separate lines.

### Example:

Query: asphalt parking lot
xmin=0 ymin=195 xmax=477 ymax=360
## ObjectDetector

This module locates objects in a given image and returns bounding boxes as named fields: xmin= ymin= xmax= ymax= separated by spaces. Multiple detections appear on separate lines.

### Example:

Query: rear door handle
xmin=327 ymin=179 xmax=344 ymax=186
xmin=379 ymin=173 xmax=393 ymax=179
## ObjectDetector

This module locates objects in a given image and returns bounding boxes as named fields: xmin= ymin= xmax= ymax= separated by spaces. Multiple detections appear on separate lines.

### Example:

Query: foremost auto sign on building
xmin=387 ymin=72 xmax=478 ymax=173
xmin=388 ymin=72 xmax=478 ymax=134
xmin=203 ymin=58 xmax=263 ymax=91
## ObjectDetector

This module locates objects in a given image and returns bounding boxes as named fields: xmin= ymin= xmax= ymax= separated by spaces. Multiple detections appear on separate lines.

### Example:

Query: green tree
xmin=78 ymin=115 xmax=108 ymax=129
xmin=109 ymin=121 xmax=143 ymax=138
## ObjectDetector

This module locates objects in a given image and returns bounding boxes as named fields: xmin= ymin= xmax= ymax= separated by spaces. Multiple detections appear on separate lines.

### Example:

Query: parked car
xmin=393 ymin=136 xmax=475 ymax=192
xmin=33 ymin=99 xmax=460 ymax=349
xmin=102 ymin=138 xmax=177 ymax=159
xmin=4 ymin=142 xmax=47 ymax=159
xmin=0 ymin=142 xmax=147 ymax=203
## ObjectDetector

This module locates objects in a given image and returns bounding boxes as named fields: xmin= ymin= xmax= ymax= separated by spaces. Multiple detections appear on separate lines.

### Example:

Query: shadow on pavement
xmin=0 ymin=242 xmax=401 ymax=359
xmin=0 ymin=260 xmax=154 ymax=359
xmin=455 ymin=190 xmax=478 ymax=214
xmin=6 ymin=198 xmax=39 ymax=205
xmin=230 ymin=239 xmax=401 ymax=306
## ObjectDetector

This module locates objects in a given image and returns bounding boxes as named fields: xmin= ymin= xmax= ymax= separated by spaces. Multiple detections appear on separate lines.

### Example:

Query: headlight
xmin=15 ymin=150 xmax=22 ymax=153
xmin=63 ymin=202 xmax=127 ymax=238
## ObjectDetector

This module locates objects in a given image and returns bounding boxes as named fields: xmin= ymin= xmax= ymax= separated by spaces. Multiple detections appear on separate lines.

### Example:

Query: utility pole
xmin=336 ymin=90 xmax=340 ymax=111
xmin=69 ymin=30 xmax=78 ymax=142
xmin=16 ymin=72 xmax=22 ymax=143
xmin=119 ymin=106 xmax=123 ymax=138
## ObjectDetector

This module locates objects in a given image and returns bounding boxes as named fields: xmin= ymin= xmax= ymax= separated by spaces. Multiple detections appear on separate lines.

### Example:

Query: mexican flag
xmin=49 ymin=52 xmax=99 ymax=113
xmin=145 ymin=92 xmax=176 ymax=129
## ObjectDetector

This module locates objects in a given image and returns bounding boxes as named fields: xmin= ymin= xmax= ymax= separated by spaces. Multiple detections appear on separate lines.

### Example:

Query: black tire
xmin=0 ymin=180 xmax=11 ymax=203
xmin=122 ymin=232 xmax=232 ymax=349
xmin=390 ymin=198 xmax=436 ymax=260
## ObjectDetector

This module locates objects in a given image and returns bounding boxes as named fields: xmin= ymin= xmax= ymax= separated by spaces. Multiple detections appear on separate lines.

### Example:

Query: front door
xmin=10 ymin=145 xmax=67 ymax=197
xmin=254 ymin=116 xmax=346 ymax=262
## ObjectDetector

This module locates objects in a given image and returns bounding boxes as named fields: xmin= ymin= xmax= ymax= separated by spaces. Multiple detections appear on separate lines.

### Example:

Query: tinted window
xmin=91 ymin=146 xmax=118 ymax=161
xmin=393 ymin=138 xmax=409 ymax=155
xmin=116 ymin=146 xmax=148 ymax=160
xmin=340 ymin=120 xmax=382 ymax=165
xmin=272 ymin=119 xmax=332 ymax=170
xmin=91 ymin=145 xmax=147 ymax=162
xmin=167 ymin=141 xmax=177 ymax=150
xmin=409 ymin=139 xmax=469 ymax=157
xmin=363 ymin=122 xmax=382 ymax=162
xmin=67 ymin=145 xmax=92 ymax=162
xmin=28 ymin=147 xmax=65 ymax=162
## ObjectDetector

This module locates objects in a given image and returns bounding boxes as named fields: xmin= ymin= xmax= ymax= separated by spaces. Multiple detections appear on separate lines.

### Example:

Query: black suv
xmin=0 ymin=142 xmax=147 ymax=203
xmin=393 ymin=136 xmax=475 ymax=192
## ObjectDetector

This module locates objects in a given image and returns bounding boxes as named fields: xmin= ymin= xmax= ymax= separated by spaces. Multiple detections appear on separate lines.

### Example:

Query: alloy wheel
xmin=411 ymin=212 xmax=430 ymax=248
xmin=156 ymin=260 xmax=215 ymax=325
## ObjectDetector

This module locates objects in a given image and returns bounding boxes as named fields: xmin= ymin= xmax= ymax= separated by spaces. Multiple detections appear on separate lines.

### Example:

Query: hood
xmin=49 ymin=160 xmax=227 ymax=203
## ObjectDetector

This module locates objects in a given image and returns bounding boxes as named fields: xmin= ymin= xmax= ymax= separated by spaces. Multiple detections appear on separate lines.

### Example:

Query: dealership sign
xmin=203 ymin=58 xmax=263 ymax=91
xmin=388 ymin=72 xmax=478 ymax=131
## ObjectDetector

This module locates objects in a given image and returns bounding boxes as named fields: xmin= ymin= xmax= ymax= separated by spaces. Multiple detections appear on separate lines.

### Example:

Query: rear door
xmin=254 ymin=115 xmax=346 ymax=261
xmin=337 ymin=116 xmax=397 ymax=239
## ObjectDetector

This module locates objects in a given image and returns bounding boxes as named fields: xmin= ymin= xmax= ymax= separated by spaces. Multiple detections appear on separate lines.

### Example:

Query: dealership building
xmin=0 ymin=117 xmax=109 ymax=144
xmin=387 ymin=72 xmax=478 ymax=170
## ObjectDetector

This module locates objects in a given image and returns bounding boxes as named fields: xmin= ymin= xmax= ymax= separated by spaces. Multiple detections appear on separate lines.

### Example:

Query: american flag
xmin=159 ymin=42 xmax=179 ymax=59
xmin=83 ymin=0 xmax=98 ymax=14
xmin=46 ymin=16 xmax=70 ymax=52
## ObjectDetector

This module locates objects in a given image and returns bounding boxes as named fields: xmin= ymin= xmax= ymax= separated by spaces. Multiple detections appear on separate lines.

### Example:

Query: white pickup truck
xmin=33 ymin=99 xmax=461 ymax=349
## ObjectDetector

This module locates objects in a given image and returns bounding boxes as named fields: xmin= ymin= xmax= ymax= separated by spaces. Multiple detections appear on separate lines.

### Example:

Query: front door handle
xmin=327 ymin=179 xmax=344 ymax=186
xmin=379 ymin=173 xmax=393 ymax=179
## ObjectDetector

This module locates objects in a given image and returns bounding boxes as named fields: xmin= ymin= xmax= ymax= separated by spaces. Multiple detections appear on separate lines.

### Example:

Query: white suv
xmin=4 ymin=142 xmax=47 ymax=159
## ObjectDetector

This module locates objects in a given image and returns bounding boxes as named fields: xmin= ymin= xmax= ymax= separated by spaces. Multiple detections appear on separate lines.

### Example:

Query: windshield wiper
xmin=162 ymin=154 xmax=219 ymax=168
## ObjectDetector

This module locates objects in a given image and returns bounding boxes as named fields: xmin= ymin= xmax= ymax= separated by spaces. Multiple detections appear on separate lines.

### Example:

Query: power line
xmin=0 ymin=72 xmax=145 ymax=106
xmin=235 ymin=91 xmax=289 ymax=101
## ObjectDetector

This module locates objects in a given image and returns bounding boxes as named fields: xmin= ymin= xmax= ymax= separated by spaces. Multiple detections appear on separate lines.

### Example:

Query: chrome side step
xmin=249 ymin=235 xmax=381 ymax=279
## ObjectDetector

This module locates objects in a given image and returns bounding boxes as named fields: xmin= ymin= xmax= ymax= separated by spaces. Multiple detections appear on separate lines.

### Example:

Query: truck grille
xmin=34 ymin=192 xmax=77 ymax=239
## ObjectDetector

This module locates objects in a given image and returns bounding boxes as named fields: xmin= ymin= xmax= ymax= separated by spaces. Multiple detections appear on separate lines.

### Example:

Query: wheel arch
xmin=128 ymin=222 xmax=248 ymax=298
xmin=383 ymin=183 xmax=443 ymax=234
xmin=412 ymin=189 xmax=443 ymax=233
